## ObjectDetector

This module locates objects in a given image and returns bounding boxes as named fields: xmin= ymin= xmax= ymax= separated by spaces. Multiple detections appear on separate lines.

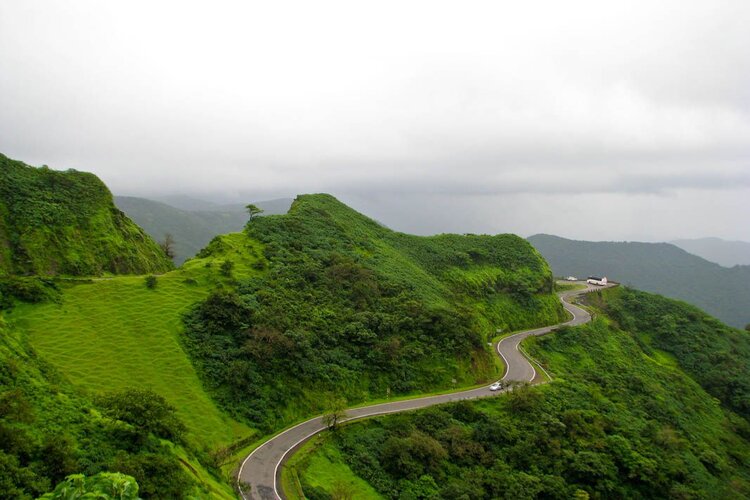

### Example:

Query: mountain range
xmin=528 ymin=233 xmax=750 ymax=328
xmin=671 ymin=237 xmax=750 ymax=268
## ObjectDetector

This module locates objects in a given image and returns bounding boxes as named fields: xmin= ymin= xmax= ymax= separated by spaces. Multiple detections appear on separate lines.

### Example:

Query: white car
xmin=489 ymin=382 xmax=503 ymax=391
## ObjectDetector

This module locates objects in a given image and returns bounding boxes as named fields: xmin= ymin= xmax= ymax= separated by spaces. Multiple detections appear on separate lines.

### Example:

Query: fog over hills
xmin=671 ymin=237 xmax=750 ymax=268
xmin=528 ymin=234 xmax=750 ymax=329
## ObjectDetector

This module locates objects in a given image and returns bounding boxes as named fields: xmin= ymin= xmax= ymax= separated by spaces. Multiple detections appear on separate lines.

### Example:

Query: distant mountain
xmin=0 ymin=154 xmax=172 ymax=276
xmin=114 ymin=196 xmax=292 ymax=264
xmin=671 ymin=237 xmax=750 ymax=268
xmin=528 ymin=234 xmax=750 ymax=328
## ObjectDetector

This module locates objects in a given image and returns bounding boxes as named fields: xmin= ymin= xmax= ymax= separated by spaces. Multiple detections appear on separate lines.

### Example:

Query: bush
xmin=144 ymin=275 xmax=157 ymax=289
xmin=96 ymin=388 xmax=186 ymax=442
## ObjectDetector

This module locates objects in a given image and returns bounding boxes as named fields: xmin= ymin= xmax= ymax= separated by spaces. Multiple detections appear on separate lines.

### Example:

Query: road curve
xmin=237 ymin=282 xmax=610 ymax=500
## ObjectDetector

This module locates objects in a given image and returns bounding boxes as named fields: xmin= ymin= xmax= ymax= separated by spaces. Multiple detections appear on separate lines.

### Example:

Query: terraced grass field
xmin=10 ymin=233 xmax=261 ymax=448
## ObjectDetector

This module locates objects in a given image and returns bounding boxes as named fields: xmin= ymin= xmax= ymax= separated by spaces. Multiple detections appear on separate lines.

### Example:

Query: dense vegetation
xmin=0 ymin=154 xmax=172 ymax=276
xmin=182 ymin=194 xmax=565 ymax=431
xmin=295 ymin=293 xmax=750 ymax=499
xmin=528 ymin=233 xmax=750 ymax=328
xmin=595 ymin=287 xmax=750 ymax=422
xmin=115 ymin=195 xmax=292 ymax=264
xmin=6 ymin=233 xmax=267 ymax=498
xmin=0 ymin=312 xmax=200 ymax=498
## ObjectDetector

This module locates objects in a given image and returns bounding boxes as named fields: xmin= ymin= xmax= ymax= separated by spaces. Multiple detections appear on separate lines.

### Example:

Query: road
xmin=237 ymin=282 xmax=609 ymax=499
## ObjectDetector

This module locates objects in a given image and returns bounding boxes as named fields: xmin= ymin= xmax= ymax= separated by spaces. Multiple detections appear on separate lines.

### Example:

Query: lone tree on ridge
xmin=246 ymin=204 xmax=264 ymax=220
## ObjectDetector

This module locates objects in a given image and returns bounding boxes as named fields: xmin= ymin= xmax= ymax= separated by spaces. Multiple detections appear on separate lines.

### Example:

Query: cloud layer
xmin=1 ymin=1 xmax=748 ymax=240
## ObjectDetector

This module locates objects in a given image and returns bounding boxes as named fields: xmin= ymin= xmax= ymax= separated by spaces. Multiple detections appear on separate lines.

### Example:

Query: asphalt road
xmin=237 ymin=282 xmax=608 ymax=499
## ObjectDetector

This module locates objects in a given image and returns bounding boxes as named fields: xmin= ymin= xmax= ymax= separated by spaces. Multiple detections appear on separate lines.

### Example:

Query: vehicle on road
xmin=586 ymin=276 xmax=608 ymax=286
xmin=489 ymin=382 xmax=502 ymax=391
xmin=566 ymin=276 xmax=578 ymax=281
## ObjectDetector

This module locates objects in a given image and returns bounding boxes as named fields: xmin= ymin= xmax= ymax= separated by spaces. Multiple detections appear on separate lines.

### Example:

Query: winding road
xmin=237 ymin=282 xmax=610 ymax=499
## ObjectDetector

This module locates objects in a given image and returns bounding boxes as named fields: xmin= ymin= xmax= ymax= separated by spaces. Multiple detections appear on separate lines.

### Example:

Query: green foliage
xmin=11 ymin=235 xmax=256 ymax=450
xmin=0 ymin=315 xmax=193 ymax=499
xmin=297 ymin=311 xmax=750 ymax=499
xmin=0 ymin=154 xmax=172 ymax=276
xmin=219 ymin=260 xmax=234 ymax=277
xmin=245 ymin=204 xmax=264 ymax=219
xmin=144 ymin=275 xmax=157 ymax=289
xmin=0 ymin=277 xmax=59 ymax=310
xmin=40 ymin=472 xmax=139 ymax=500
xmin=182 ymin=194 xmax=564 ymax=431
xmin=595 ymin=286 xmax=750 ymax=422
xmin=96 ymin=388 xmax=187 ymax=443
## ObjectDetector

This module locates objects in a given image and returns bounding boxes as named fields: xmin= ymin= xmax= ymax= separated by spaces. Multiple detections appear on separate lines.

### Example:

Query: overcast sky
xmin=1 ymin=1 xmax=749 ymax=241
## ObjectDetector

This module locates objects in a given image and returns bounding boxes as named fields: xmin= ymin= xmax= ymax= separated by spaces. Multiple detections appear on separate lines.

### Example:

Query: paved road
xmin=237 ymin=282 xmax=609 ymax=499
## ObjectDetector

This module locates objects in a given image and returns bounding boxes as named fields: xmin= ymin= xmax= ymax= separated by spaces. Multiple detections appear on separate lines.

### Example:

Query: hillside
xmin=291 ymin=288 xmax=750 ymax=499
xmin=182 ymin=194 xmax=566 ymax=431
xmin=0 ymin=298 xmax=235 ymax=498
xmin=671 ymin=237 xmax=750 ymax=267
xmin=114 ymin=196 xmax=293 ymax=264
xmin=528 ymin=234 xmax=750 ymax=328
xmin=5 ymin=233 xmax=264 ymax=497
xmin=0 ymin=154 xmax=172 ymax=276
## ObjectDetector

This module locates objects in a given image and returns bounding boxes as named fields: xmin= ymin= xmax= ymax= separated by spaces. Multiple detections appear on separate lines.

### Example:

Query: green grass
xmin=283 ymin=435 xmax=383 ymax=500
xmin=9 ymin=233 xmax=261 ymax=449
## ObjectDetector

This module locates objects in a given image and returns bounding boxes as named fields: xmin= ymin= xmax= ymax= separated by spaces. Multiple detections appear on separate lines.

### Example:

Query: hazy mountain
xmin=114 ymin=196 xmax=292 ymax=264
xmin=528 ymin=234 xmax=750 ymax=328
xmin=671 ymin=237 xmax=750 ymax=267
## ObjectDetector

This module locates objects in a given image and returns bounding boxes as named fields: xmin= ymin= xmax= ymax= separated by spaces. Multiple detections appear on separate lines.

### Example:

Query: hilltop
xmin=0 ymin=154 xmax=171 ymax=276
xmin=183 ymin=194 xmax=566 ymax=430
xmin=114 ymin=195 xmax=292 ymax=264
xmin=528 ymin=234 xmax=750 ymax=328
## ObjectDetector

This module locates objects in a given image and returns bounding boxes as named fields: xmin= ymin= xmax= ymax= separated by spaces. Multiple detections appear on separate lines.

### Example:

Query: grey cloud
xmin=1 ymin=0 xmax=749 ymax=241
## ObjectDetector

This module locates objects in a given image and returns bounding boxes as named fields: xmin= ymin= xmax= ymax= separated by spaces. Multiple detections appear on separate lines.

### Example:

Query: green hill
xmin=183 ymin=194 xmax=565 ymax=431
xmin=528 ymin=234 xmax=750 ymax=328
xmin=292 ymin=288 xmax=750 ymax=499
xmin=113 ymin=196 xmax=292 ymax=265
xmin=0 ymin=154 xmax=172 ymax=276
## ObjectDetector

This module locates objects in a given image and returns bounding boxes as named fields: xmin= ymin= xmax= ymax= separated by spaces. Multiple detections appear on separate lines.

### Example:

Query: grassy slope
xmin=294 ymin=296 xmax=750 ymax=499
xmin=0 ymin=311 xmax=236 ymax=499
xmin=0 ymin=154 xmax=172 ymax=276
xmin=9 ymin=233 xmax=259 ymax=449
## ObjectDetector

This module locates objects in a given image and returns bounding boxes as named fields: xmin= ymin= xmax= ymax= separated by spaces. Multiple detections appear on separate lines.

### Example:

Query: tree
xmin=96 ymin=388 xmax=186 ymax=442
xmin=159 ymin=233 xmax=176 ymax=260
xmin=40 ymin=472 xmax=139 ymax=500
xmin=145 ymin=275 xmax=157 ymax=289
xmin=246 ymin=204 xmax=264 ymax=220
xmin=322 ymin=396 xmax=347 ymax=431
xmin=745 ymin=324 xmax=750 ymax=332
